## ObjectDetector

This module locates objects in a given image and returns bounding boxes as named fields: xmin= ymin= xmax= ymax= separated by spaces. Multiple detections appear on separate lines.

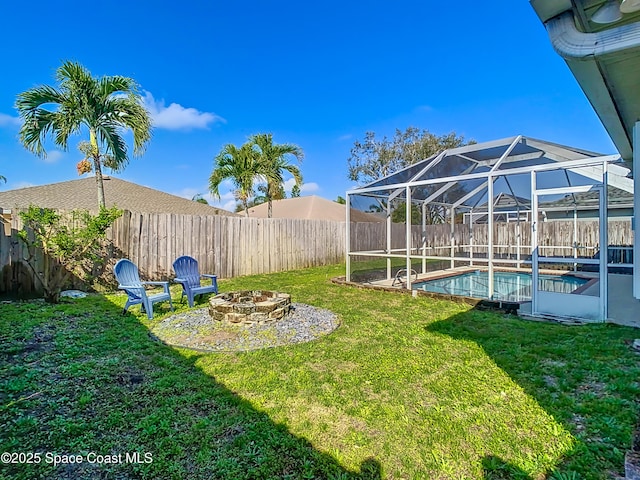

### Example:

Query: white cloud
xmin=0 ymin=113 xmax=21 ymax=128
xmin=283 ymin=178 xmax=320 ymax=194
xmin=142 ymin=91 xmax=225 ymax=130
xmin=42 ymin=150 xmax=64 ymax=164
xmin=173 ymin=186 xmax=202 ymax=200
xmin=12 ymin=181 xmax=35 ymax=190
xmin=337 ymin=134 xmax=353 ymax=142
xmin=300 ymin=182 xmax=320 ymax=193
xmin=220 ymin=199 xmax=237 ymax=212
xmin=174 ymin=185 xmax=237 ymax=211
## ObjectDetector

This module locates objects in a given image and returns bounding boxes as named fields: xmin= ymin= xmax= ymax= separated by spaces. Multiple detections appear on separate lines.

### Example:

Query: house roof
xmin=475 ymin=193 xmax=531 ymax=212
xmin=539 ymin=185 xmax=634 ymax=210
xmin=0 ymin=177 xmax=236 ymax=216
xmin=247 ymin=195 xmax=384 ymax=222
xmin=530 ymin=0 xmax=640 ymax=166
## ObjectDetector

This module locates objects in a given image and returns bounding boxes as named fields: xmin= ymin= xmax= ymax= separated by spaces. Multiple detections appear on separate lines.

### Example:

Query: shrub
xmin=18 ymin=205 xmax=122 ymax=303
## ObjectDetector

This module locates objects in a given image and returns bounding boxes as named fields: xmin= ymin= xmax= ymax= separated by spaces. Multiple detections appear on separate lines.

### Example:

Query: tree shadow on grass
xmin=426 ymin=305 xmax=640 ymax=478
xmin=0 ymin=295 xmax=382 ymax=480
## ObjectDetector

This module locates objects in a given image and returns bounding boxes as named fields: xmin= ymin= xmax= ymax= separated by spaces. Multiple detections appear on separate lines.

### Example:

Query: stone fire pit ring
xmin=209 ymin=290 xmax=292 ymax=326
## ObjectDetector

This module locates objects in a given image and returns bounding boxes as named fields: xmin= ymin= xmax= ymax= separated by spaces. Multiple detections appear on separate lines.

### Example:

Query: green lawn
xmin=1 ymin=264 xmax=639 ymax=479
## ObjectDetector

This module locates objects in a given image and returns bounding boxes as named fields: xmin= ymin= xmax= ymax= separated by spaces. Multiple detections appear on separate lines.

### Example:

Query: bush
xmin=18 ymin=205 xmax=122 ymax=303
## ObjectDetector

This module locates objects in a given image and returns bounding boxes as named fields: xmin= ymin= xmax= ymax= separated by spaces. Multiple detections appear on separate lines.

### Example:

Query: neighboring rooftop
xmin=0 ymin=177 xmax=236 ymax=216
xmin=247 ymin=195 xmax=384 ymax=222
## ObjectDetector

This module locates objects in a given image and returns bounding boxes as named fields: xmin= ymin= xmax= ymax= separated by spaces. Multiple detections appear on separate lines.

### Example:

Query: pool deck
xmin=364 ymin=268 xmax=640 ymax=327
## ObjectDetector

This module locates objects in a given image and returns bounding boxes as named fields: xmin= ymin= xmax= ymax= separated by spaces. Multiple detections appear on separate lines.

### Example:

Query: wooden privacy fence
xmin=348 ymin=220 xmax=633 ymax=259
xmin=0 ymin=208 xmax=633 ymax=295
xmin=110 ymin=211 xmax=347 ymax=280
xmin=0 ymin=210 xmax=351 ymax=294
xmin=421 ymin=220 xmax=633 ymax=257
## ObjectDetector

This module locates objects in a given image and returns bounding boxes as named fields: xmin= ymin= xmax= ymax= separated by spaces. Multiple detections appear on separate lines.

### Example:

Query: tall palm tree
xmin=15 ymin=61 xmax=152 ymax=208
xmin=210 ymin=143 xmax=265 ymax=217
xmin=249 ymin=133 xmax=303 ymax=218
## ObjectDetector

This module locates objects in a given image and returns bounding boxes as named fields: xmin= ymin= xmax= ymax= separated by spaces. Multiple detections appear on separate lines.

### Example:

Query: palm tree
xmin=249 ymin=133 xmax=303 ymax=218
xmin=210 ymin=143 xmax=263 ymax=217
xmin=15 ymin=61 xmax=152 ymax=208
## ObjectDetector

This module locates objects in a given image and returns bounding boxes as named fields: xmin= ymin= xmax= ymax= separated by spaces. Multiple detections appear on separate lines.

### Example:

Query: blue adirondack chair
xmin=114 ymin=259 xmax=173 ymax=319
xmin=172 ymin=255 xmax=218 ymax=307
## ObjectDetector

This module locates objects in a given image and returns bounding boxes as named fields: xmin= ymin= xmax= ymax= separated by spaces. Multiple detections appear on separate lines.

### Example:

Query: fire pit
xmin=209 ymin=290 xmax=292 ymax=326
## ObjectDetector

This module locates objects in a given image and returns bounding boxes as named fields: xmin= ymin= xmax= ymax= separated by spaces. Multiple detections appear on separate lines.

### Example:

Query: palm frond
xmin=96 ymin=123 xmax=128 ymax=171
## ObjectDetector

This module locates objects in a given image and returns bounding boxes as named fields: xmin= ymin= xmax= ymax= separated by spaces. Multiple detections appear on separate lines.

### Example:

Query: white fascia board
xmin=544 ymin=12 xmax=636 ymax=161
xmin=529 ymin=0 xmax=572 ymax=23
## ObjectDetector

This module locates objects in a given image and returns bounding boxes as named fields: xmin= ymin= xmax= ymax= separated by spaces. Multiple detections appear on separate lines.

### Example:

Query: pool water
xmin=413 ymin=270 xmax=589 ymax=302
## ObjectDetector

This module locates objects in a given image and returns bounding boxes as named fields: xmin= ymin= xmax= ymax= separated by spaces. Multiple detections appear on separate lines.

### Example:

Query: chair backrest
xmin=173 ymin=255 xmax=201 ymax=288
xmin=114 ymin=259 xmax=145 ymax=299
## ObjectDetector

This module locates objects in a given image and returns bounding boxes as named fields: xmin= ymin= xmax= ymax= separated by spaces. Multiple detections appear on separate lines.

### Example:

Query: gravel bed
xmin=152 ymin=303 xmax=340 ymax=352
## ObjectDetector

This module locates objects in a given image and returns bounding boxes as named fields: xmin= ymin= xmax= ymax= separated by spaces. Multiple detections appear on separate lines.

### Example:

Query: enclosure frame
xmin=345 ymin=136 xmax=631 ymax=322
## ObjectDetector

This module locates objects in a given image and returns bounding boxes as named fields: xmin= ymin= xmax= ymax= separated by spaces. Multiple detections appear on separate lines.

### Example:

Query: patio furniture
xmin=114 ymin=258 xmax=173 ymax=319
xmin=172 ymin=255 xmax=219 ymax=307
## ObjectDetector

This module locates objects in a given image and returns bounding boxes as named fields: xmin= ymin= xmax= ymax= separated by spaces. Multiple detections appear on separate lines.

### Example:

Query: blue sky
xmin=0 ymin=1 xmax=616 ymax=212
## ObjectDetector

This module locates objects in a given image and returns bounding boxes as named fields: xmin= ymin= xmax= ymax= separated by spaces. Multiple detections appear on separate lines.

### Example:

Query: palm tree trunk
xmin=90 ymin=130 xmax=106 ymax=209
xmin=267 ymin=199 xmax=273 ymax=218
xmin=93 ymin=156 xmax=106 ymax=209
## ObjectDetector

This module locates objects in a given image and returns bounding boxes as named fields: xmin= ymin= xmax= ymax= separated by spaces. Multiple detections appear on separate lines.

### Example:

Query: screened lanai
xmin=345 ymin=135 xmax=634 ymax=322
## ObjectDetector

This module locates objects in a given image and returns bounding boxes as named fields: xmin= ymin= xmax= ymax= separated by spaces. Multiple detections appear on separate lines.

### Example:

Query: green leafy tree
xmin=291 ymin=184 xmax=301 ymax=198
xmin=253 ymin=184 xmax=286 ymax=207
xmin=335 ymin=196 xmax=346 ymax=204
xmin=347 ymin=127 xmax=473 ymax=185
xmin=390 ymin=201 xmax=446 ymax=224
xmin=249 ymin=133 xmax=303 ymax=218
xmin=0 ymin=175 xmax=6 ymax=184
xmin=15 ymin=61 xmax=152 ymax=208
xmin=210 ymin=143 xmax=262 ymax=217
xmin=191 ymin=193 xmax=209 ymax=205
xmin=18 ymin=205 xmax=122 ymax=303
xmin=348 ymin=127 xmax=473 ymax=225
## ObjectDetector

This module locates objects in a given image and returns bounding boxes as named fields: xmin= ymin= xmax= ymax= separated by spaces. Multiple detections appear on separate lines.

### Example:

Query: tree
xmin=18 ymin=205 xmax=122 ymax=303
xmin=335 ymin=196 xmax=346 ymax=204
xmin=191 ymin=193 xmax=209 ymax=205
xmin=0 ymin=175 xmax=5 ymax=184
xmin=249 ymin=133 xmax=303 ymax=218
xmin=347 ymin=127 xmax=473 ymax=185
xmin=16 ymin=61 xmax=152 ymax=208
xmin=291 ymin=184 xmax=301 ymax=198
xmin=210 ymin=143 xmax=262 ymax=217
xmin=348 ymin=127 xmax=473 ymax=225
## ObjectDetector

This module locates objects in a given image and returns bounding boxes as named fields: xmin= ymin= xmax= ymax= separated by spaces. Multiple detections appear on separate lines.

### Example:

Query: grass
xmin=1 ymin=263 xmax=639 ymax=479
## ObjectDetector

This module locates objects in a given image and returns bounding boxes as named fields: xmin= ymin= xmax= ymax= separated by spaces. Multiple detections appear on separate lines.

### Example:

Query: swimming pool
xmin=412 ymin=270 xmax=589 ymax=302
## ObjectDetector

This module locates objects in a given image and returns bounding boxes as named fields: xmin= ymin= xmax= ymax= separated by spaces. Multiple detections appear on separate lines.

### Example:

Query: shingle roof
xmin=539 ymin=185 xmax=633 ymax=210
xmin=0 ymin=177 xmax=236 ymax=216
xmin=474 ymin=193 xmax=531 ymax=212
xmin=247 ymin=195 xmax=384 ymax=222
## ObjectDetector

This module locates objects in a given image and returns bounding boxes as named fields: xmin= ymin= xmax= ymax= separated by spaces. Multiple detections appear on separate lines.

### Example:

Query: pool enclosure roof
xmin=348 ymin=135 xmax=631 ymax=212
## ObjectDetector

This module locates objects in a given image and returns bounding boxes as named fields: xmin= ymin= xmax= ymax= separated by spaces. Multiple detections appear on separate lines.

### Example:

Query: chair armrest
xmin=142 ymin=281 xmax=171 ymax=294
xmin=173 ymin=277 xmax=187 ymax=284
xmin=201 ymin=274 xmax=217 ymax=286
xmin=118 ymin=284 xmax=142 ymax=290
